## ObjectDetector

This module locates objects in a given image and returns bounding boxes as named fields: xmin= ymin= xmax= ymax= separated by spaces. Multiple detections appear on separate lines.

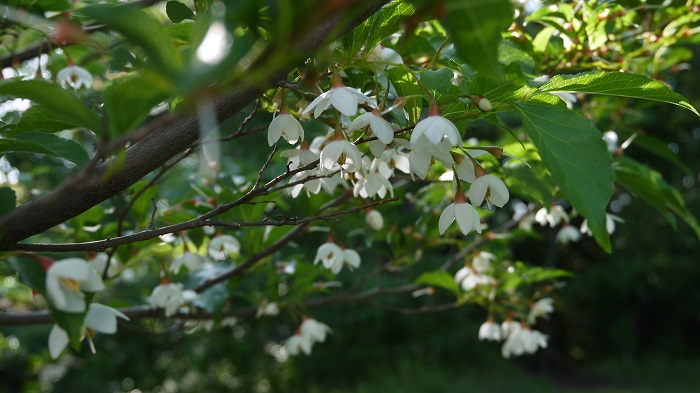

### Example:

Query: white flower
xmin=57 ymin=65 xmax=93 ymax=89
xmin=472 ymin=251 xmax=495 ymax=274
xmin=169 ymin=252 xmax=204 ymax=274
xmin=581 ymin=213 xmax=624 ymax=236
xmin=555 ymin=225 xmax=581 ymax=244
xmin=410 ymin=115 xmax=462 ymax=148
xmin=46 ymin=258 xmax=105 ymax=312
xmin=48 ymin=303 xmax=129 ymax=358
xmin=454 ymin=266 xmax=492 ymax=291
xmin=408 ymin=139 xmax=454 ymax=179
xmin=280 ymin=145 xmax=319 ymax=170
xmin=535 ymin=205 xmax=569 ymax=227
xmin=268 ymin=113 xmax=304 ymax=146
xmin=478 ymin=320 xmax=502 ymax=341
xmin=348 ymin=111 xmax=394 ymax=144
xmin=314 ymin=242 xmax=344 ymax=273
xmin=353 ymin=158 xmax=393 ymax=199
xmin=502 ymin=325 xmax=548 ymax=358
xmin=603 ymin=131 xmax=619 ymax=153
xmin=256 ymin=301 xmax=280 ymax=318
xmin=149 ymin=283 xmax=196 ymax=317
xmin=89 ymin=253 xmax=121 ymax=279
xmin=342 ymin=248 xmax=361 ymax=271
xmin=454 ymin=156 xmax=476 ymax=183
xmin=518 ymin=213 xmax=536 ymax=231
xmin=501 ymin=320 xmax=520 ymax=338
xmin=438 ymin=202 xmax=482 ymax=236
xmin=365 ymin=210 xmax=384 ymax=230
xmin=208 ymin=235 xmax=241 ymax=260
xmin=285 ymin=333 xmax=313 ymax=356
xmin=467 ymin=175 xmax=509 ymax=208
xmin=300 ymin=318 xmax=333 ymax=343
xmin=302 ymin=85 xmax=377 ymax=117
xmin=527 ymin=297 xmax=554 ymax=324
xmin=319 ymin=139 xmax=363 ymax=174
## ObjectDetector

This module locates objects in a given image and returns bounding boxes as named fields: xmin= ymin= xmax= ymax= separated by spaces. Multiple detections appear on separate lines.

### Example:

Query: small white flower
xmin=408 ymin=139 xmax=454 ymax=180
xmin=268 ymin=113 xmax=304 ymax=146
xmin=555 ymin=225 xmax=581 ymax=244
xmin=285 ymin=333 xmax=313 ymax=356
xmin=365 ymin=210 xmax=384 ymax=230
xmin=48 ymin=325 xmax=70 ymax=359
xmin=256 ymin=300 xmax=280 ymax=318
xmin=527 ymin=297 xmax=554 ymax=324
xmin=478 ymin=320 xmax=502 ymax=341
xmin=603 ymin=131 xmax=619 ymax=153
xmin=454 ymin=266 xmax=492 ymax=291
xmin=48 ymin=303 xmax=129 ymax=358
xmin=438 ymin=202 xmax=482 ymax=236
xmin=300 ymin=318 xmax=333 ymax=343
xmin=410 ymin=115 xmax=462 ymax=148
xmin=343 ymin=248 xmax=361 ymax=271
xmin=535 ymin=205 xmax=569 ymax=227
xmin=302 ymin=85 xmax=377 ymax=117
xmin=57 ymin=65 xmax=93 ymax=89
xmin=169 ymin=252 xmax=204 ymax=274
xmin=319 ymin=140 xmax=363 ymax=174
xmin=502 ymin=326 xmax=549 ymax=358
xmin=501 ymin=320 xmax=520 ymax=338
xmin=581 ymin=213 xmax=624 ymax=236
xmin=149 ymin=283 xmax=195 ymax=317
xmin=208 ymin=235 xmax=241 ymax=260
xmin=348 ymin=111 xmax=394 ymax=144
xmin=467 ymin=175 xmax=509 ymax=208
xmin=314 ymin=242 xmax=344 ymax=273
xmin=46 ymin=258 xmax=105 ymax=312
xmin=472 ymin=251 xmax=495 ymax=274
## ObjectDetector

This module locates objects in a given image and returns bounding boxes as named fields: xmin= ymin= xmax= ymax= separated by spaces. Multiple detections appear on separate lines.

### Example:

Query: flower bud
xmin=365 ymin=209 xmax=384 ymax=230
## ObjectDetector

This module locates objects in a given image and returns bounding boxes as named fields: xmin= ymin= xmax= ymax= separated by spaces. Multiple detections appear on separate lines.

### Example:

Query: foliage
xmin=0 ymin=0 xmax=699 ymax=390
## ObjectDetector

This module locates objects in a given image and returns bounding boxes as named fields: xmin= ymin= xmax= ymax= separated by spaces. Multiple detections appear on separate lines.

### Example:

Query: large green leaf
xmin=0 ymin=79 xmax=101 ymax=131
xmin=80 ymin=4 xmax=183 ymax=76
xmin=537 ymin=72 xmax=700 ymax=115
xmin=441 ymin=0 xmax=513 ymax=81
xmin=514 ymin=102 xmax=614 ymax=251
xmin=614 ymin=156 xmax=700 ymax=240
xmin=0 ymin=132 xmax=90 ymax=166
xmin=344 ymin=0 xmax=414 ymax=57
xmin=103 ymin=76 xmax=168 ymax=136
xmin=416 ymin=270 xmax=460 ymax=296
xmin=2 ymin=105 xmax=78 ymax=136
xmin=387 ymin=66 xmax=423 ymax=123
xmin=0 ymin=187 xmax=16 ymax=219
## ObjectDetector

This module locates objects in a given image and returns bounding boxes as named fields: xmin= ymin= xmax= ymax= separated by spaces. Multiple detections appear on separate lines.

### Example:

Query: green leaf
xmin=501 ymin=262 xmax=574 ymax=291
xmin=0 ymin=132 xmax=90 ymax=166
xmin=387 ymin=66 xmax=423 ymax=123
xmin=51 ymin=309 xmax=87 ymax=351
xmin=416 ymin=270 xmax=460 ymax=296
xmin=614 ymin=156 xmax=700 ymax=240
xmin=532 ymin=26 xmax=556 ymax=52
xmin=441 ymin=0 xmax=513 ymax=81
xmin=344 ymin=1 xmax=414 ymax=57
xmin=0 ymin=187 xmax=16 ymax=219
xmin=103 ymin=76 xmax=168 ymax=136
xmin=166 ymin=1 xmax=194 ymax=23
xmin=537 ymin=72 xmax=700 ymax=116
xmin=0 ymin=79 xmax=101 ymax=131
xmin=503 ymin=164 xmax=554 ymax=207
xmin=9 ymin=258 xmax=46 ymax=293
xmin=80 ymin=4 xmax=183 ymax=76
xmin=420 ymin=68 xmax=454 ymax=102
xmin=514 ymin=102 xmax=614 ymax=251
xmin=2 ymin=105 xmax=78 ymax=136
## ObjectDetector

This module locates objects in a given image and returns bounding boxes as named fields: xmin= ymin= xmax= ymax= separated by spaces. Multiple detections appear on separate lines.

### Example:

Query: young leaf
xmin=537 ymin=72 xmax=700 ymax=115
xmin=416 ymin=270 xmax=460 ymax=296
xmin=0 ymin=79 xmax=101 ymax=131
xmin=0 ymin=187 xmax=16 ymax=219
xmin=441 ymin=0 xmax=513 ymax=81
xmin=514 ymin=102 xmax=614 ymax=252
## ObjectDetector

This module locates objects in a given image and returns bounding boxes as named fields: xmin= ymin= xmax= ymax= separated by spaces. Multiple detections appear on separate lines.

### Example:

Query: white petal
xmin=302 ymin=91 xmax=330 ymax=116
xmin=48 ymin=324 xmax=69 ymax=359
xmin=454 ymin=203 xmax=476 ymax=235
xmin=81 ymin=266 xmax=106 ymax=292
xmin=320 ymin=141 xmax=345 ymax=171
xmin=343 ymin=249 xmax=361 ymax=269
xmin=438 ymin=203 xmax=456 ymax=235
xmin=369 ymin=116 xmax=394 ymax=144
xmin=330 ymin=87 xmax=359 ymax=116
xmin=347 ymin=113 xmax=372 ymax=133
xmin=487 ymin=176 xmax=509 ymax=207
xmin=85 ymin=303 xmax=120 ymax=334
xmin=48 ymin=258 xmax=89 ymax=280
xmin=467 ymin=177 xmax=489 ymax=206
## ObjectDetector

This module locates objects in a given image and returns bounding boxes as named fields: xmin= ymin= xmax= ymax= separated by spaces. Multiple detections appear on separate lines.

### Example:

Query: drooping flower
xmin=256 ymin=300 xmax=280 ymax=318
xmin=439 ymin=199 xmax=482 ymax=236
xmin=319 ymin=139 xmax=363 ymax=174
xmin=313 ymin=242 xmax=344 ymax=273
xmin=302 ymin=75 xmax=377 ymax=117
xmin=268 ymin=113 xmax=305 ymax=146
xmin=527 ymin=297 xmax=554 ymax=324
xmin=581 ymin=213 xmax=624 ymax=236
xmin=467 ymin=175 xmax=509 ymax=208
xmin=502 ymin=325 xmax=548 ymax=358
xmin=555 ymin=225 xmax=581 ymax=244
xmin=208 ymin=235 xmax=241 ymax=260
xmin=478 ymin=319 xmax=502 ymax=341
xmin=410 ymin=111 xmax=462 ymax=148
xmin=149 ymin=282 xmax=197 ymax=317
xmin=348 ymin=110 xmax=394 ymax=144
xmin=285 ymin=333 xmax=313 ymax=356
xmin=472 ymin=251 xmax=496 ymax=274
xmin=45 ymin=258 xmax=105 ymax=312
xmin=300 ymin=318 xmax=333 ymax=343
xmin=454 ymin=266 xmax=493 ymax=291
xmin=169 ymin=251 xmax=204 ymax=274
xmin=57 ymin=65 xmax=93 ymax=89
xmin=535 ymin=205 xmax=569 ymax=228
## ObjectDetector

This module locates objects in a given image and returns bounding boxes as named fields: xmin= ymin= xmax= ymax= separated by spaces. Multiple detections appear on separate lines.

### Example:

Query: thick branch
xmin=0 ymin=0 xmax=391 ymax=247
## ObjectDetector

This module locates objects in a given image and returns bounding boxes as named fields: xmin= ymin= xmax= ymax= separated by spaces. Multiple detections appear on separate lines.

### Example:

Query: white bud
xmin=477 ymin=97 xmax=492 ymax=112
xmin=365 ymin=210 xmax=384 ymax=230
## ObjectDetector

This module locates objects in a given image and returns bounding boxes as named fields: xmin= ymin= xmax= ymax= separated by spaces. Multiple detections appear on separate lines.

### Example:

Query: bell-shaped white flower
xmin=319 ymin=139 xmax=362 ymax=174
xmin=501 ymin=319 xmax=520 ymax=338
xmin=314 ymin=242 xmax=344 ymax=273
xmin=46 ymin=258 xmax=105 ymax=312
xmin=527 ymin=297 xmax=554 ymax=324
xmin=439 ymin=199 xmax=482 ymax=236
xmin=208 ymin=235 xmax=241 ymax=260
xmin=535 ymin=205 xmax=569 ymax=227
xmin=472 ymin=251 xmax=495 ymax=274
xmin=300 ymin=318 xmax=333 ymax=343
xmin=169 ymin=251 xmax=204 ymax=274
xmin=302 ymin=76 xmax=377 ymax=117
xmin=408 ymin=139 xmax=454 ymax=180
xmin=149 ymin=282 xmax=197 ymax=317
xmin=410 ymin=114 xmax=462 ymax=148
xmin=468 ymin=175 xmax=509 ymax=208
xmin=48 ymin=303 xmax=129 ymax=358
xmin=348 ymin=111 xmax=394 ymax=144
xmin=555 ymin=225 xmax=581 ymax=244
xmin=365 ymin=209 xmax=384 ymax=230
xmin=478 ymin=319 xmax=502 ymax=341
xmin=502 ymin=325 xmax=548 ymax=358
xmin=342 ymin=248 xmax=361 ymax=272
xmin=285 ymin=333 xmax=313 ymax=356
xmin=268 ymin=113 xmax=304 ymax=146
xmin=57 ymin=65 xmax=93 ymax=89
